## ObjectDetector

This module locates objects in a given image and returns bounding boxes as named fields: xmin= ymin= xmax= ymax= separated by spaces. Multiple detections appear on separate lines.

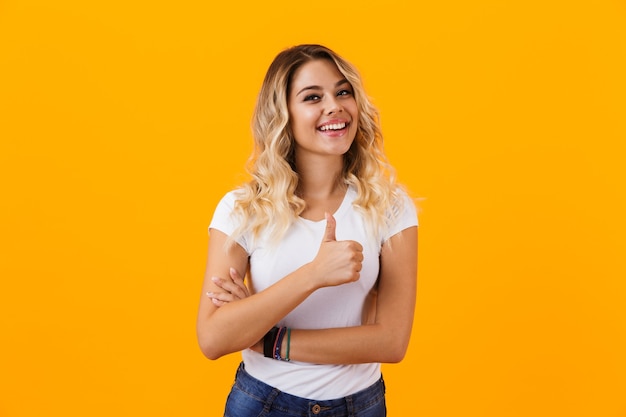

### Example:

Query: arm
xmin=211 ymin=226 xmax=418 ymax=364
xmin=196 ymin=213 xmax=364 ymax=360
xmin=284 ymin=226 xmax=418 ymax=364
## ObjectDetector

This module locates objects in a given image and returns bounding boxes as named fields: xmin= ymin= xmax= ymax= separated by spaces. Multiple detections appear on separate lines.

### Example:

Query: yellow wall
xmin=1 ymin=1 xmax=625 ymax=415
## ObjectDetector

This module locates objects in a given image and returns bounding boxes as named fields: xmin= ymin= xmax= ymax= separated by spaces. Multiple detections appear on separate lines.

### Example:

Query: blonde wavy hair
xmin=229 ymin=44 xmax=403 ymax=247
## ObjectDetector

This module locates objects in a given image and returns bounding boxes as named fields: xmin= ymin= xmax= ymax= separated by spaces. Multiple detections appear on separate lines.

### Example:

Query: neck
xmin=295 ymin=155 xmax=345 ymax=199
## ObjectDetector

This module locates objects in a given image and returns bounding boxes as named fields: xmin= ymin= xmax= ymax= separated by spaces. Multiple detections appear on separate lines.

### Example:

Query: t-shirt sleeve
xmin=208 ymin=191 xmax=249 ymax=252
xmin=384 ymin=190 xmax=419 ymax=242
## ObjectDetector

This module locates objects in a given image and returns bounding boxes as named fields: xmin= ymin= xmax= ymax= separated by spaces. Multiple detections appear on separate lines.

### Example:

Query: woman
xmin=197 ymin=44 xmax=418 ymax=416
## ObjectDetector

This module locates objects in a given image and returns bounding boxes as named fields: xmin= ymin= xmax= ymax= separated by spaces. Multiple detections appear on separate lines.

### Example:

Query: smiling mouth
xmin=318 ymin=122 xmax=348 ymax=131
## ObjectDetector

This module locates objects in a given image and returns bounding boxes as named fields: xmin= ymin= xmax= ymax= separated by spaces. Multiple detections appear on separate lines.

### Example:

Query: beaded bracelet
xmin=273 ymin=327 xmax=286 ymax=361
xmin=263 ymin=326 xmax=291 ymax=361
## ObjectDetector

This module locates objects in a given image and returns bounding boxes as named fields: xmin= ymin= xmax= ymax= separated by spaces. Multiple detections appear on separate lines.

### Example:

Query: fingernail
xmin=211 ymin=277 xmax=219 ymax=283
xmin=230 ymin=267 xmax=236 ymax=275
xmin=206 ymin=292 xmax=213 ymax=297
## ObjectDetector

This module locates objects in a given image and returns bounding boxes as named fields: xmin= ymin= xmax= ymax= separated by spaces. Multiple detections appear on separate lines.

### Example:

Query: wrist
xmin=262 ymin=326 xmax=291 ymax=362
xmin=263 ymin=327 xmax=280 ymax=358
xmin=299 ymin=262 xmax=322 ymax=292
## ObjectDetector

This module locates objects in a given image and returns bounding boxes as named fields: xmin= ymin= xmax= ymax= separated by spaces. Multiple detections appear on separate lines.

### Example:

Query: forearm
xmin=274 ymin=227 xmax=419 ymax=365
xmin=268 ymin=319 xmax=412 ymax=365
xmin=198 ymin=264 xmax=317 ymax=359
xmin=199 ymin=222 xmax=366 ymax=360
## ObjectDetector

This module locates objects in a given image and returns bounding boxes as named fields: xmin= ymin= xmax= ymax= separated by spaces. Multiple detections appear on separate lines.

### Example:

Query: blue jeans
xmin=224 ymin=363 xmax=387 ymax=417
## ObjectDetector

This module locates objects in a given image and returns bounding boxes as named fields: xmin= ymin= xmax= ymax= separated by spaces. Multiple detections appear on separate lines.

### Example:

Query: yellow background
xmin=1 ymin=0 xmax=625 ymax=415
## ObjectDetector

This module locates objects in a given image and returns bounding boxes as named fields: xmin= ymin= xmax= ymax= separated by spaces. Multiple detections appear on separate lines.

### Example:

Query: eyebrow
xmin=295 ymin=79 xmax=350 ymax=97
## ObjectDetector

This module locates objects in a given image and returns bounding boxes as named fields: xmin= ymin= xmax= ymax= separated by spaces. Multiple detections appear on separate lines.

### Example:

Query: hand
xmin=309 ymin=213 xmax=363 ymax=288
xmin=206 ymin=267 xmax=250 ymax=307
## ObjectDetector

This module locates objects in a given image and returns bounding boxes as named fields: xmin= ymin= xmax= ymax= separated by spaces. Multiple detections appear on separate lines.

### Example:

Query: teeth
xmin=320 ymin=123 xmax=346 ymax=131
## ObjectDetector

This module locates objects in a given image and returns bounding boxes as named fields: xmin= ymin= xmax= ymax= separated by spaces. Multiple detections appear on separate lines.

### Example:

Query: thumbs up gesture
xmin=310 ymin=213 xmax=364 ymax=288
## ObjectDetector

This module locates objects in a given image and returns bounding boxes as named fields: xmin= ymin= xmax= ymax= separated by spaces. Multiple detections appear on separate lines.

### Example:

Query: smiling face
xmin=288 ymin=59 xmax=359 ymax=164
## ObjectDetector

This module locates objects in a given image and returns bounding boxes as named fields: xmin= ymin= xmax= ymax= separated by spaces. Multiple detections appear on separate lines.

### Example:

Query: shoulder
xmin=395 ymin=187 xmax=418 ymax=220
xmin=384 ymin=187 xmax=418 ymax=240
xmin=218 ymin=188 xmax=240 ymax=206
xmin=209 ymin=189 xmax=242 ymax=230
xmin=212 ymin=188 xmax=245 ymax=214
xmin=209 ymin=188 xmax=253 ymax=251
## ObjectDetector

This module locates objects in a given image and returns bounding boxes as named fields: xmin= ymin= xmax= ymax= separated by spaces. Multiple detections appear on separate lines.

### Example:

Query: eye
xmin=337 ymin=89 xmax=353 ymax=97
xmin=303 ymin=94 xmax=321 ymax=102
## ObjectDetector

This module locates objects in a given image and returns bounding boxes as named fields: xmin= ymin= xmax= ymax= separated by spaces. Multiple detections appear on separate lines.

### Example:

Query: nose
xmin=325 ymin=96 xmax=343 ymax=115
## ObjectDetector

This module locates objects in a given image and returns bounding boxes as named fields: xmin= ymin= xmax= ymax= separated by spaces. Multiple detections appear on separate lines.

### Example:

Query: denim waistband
xmin=232 ymin=362 xmax=386 ymax=416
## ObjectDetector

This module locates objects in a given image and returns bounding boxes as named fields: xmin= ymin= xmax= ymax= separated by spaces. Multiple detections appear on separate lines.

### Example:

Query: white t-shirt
xmin=209 ymin=185 xmax=418 ymax=399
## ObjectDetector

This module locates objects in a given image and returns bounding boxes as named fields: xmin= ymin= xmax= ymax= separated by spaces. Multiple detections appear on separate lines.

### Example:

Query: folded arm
xmin=196 ymin=213 xmax=366 ymax=360
xmin=206 ymin=225 xmax=418 ymax=364
xmin=196 ymin=228 xmax=316 ymax=360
